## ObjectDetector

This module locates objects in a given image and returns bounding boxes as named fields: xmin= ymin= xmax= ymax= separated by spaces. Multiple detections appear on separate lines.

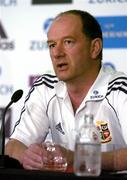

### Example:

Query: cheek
xmin=71 ymin=50 xmax=91 ymax=70
xmin=70 ymin=44 xmax=89 ymax=57
xmin=71 ymin=50 xmax=88 ymax=63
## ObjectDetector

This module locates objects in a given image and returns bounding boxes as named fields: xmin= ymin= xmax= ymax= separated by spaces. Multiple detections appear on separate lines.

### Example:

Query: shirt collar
xmin=54 ymin=65 xmax=114 ymax=101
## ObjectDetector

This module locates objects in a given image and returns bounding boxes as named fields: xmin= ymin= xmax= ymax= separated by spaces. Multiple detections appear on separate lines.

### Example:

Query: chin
xmin=55 ymin=71 xmax=71 ymax=82
xmin=58 ymin=77 xmax=66 ymax=81
xmin=57 ymin=75 xmax=68 ymax=81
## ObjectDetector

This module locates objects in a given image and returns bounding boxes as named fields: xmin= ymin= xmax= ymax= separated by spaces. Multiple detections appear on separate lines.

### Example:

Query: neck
xmin=67 ymin=80 xmax=93 ymax=113
xmin=66 ymin=67 xmax=101 ymax=112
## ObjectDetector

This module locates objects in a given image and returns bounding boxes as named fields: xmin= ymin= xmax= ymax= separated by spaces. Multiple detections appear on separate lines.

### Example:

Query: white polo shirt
xmin=11 ymin=65 xmax=127 ymax=151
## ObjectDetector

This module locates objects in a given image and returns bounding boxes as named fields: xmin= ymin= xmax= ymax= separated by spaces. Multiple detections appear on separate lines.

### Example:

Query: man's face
xmin=47 ymin=14 xmax=94 ymax=83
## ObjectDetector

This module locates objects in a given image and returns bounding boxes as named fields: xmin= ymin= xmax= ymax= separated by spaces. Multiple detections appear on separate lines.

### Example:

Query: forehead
xmin=47 ymin=14 xmax=83 ymax=38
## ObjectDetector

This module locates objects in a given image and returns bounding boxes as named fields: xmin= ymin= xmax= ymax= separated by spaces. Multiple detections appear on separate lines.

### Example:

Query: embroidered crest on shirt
xmin=55 ymin=122 xmax=65 ymax=135
xmin=96 ymin=120 xmax=112 ymax=143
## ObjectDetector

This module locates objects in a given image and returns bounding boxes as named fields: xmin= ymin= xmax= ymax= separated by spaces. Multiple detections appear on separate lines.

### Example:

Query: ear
xmin=90 ymin=38 xmax=102 ymax=59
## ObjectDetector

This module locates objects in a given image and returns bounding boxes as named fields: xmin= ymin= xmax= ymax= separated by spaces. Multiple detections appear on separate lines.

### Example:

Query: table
xmin=0 ymin=168 xmax=127 ymax=180
xmin=0 ymin=156 xmax=127 ymax=180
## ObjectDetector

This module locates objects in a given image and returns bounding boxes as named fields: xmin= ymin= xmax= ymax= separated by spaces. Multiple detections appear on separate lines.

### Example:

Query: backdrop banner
xmin=0 ymin=0 xmax=127 ymax=140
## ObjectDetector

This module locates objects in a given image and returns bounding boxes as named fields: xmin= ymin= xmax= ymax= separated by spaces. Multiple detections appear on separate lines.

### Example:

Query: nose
xmin=51 ymin=43 xmax=65 ymax=59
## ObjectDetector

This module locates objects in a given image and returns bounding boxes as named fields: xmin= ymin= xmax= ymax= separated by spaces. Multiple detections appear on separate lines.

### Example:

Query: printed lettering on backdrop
xmin=0 ymin=0 xmax=127 ymax=142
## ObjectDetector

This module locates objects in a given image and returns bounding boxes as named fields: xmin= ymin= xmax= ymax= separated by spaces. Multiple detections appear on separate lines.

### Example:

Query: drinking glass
xmin=42 ymin=141 xmax=68 ymax=172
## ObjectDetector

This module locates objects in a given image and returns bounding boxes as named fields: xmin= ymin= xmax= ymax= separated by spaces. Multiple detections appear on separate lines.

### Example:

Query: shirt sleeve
xmin=10 ymin=84 xmax=50 ymax=146
xmin=116 ymin=90 xmax=127 ymax=144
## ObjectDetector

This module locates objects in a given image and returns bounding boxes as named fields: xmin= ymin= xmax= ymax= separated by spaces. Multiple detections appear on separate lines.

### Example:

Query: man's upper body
xmin=9 ymin=65 xmax=127 ymax=152
xmin=5 ymin=9 xmax=127 ymax=171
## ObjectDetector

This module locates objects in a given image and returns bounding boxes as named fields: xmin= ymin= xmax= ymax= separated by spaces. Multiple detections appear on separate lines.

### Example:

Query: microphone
xmin=0 ymin=89 xmax=23 ymax=168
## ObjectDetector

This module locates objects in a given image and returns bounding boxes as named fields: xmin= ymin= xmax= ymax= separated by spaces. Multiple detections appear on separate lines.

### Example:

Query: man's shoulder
xmin=106 ymin=70 xmax=127 ymax=96
xmin=32 ymin=74 xmax=59 ymax=89
xmin=109 ymin=70 xmax=127 ymax=84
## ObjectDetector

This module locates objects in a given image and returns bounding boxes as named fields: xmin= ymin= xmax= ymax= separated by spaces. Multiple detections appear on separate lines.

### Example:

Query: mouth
xmin=56 ymin=63 xmax=68 ymax=70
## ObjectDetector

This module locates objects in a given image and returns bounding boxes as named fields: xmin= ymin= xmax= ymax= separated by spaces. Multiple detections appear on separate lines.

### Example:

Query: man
xmin=5 ymin=9 xmax=127 ymax=171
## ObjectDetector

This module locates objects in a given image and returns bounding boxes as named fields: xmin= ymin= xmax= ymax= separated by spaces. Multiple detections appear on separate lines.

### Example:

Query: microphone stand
xmin=0 ymin=90 xmax=23 ymax=168
xmin=0 ymin=101 xmax=12 ymax=156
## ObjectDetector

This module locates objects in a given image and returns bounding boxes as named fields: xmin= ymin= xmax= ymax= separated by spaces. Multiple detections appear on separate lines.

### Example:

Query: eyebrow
xmin=47 ymin=40 xmax=54 ymax=44
xmin=47 ymin=36 xmax=75 ymax=44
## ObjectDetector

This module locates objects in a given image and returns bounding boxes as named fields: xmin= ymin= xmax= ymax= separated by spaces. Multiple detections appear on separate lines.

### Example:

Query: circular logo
xmin=103 ymin=62 xmax=116 ymax=70
xmin=43 ymin=18 xmax=54 ymax=34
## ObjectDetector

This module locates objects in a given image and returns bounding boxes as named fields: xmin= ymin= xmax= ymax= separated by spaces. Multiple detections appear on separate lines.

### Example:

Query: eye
xmin=48 ymin=42 xmax=56 ymax=49
xmin=64 ymin=39 xmax=73 ymax=44
xmin=64 ymin=39 xmax=75 ymax=47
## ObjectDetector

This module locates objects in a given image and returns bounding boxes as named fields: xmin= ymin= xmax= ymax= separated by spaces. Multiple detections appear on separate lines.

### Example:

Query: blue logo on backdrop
xmin=43 ymin=18 xmax=53 ymax=33
xmin=29 ymin=18 xmax=53 ymax=51
xmin=103 ymin=62 xmax=116 ymax=70
xmin=96 ymin=16 xmax=127 ymax=48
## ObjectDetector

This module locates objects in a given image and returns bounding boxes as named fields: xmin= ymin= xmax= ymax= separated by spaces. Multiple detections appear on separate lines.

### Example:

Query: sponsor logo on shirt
xmin=90 ymin=90 xmax=104 ymax=99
